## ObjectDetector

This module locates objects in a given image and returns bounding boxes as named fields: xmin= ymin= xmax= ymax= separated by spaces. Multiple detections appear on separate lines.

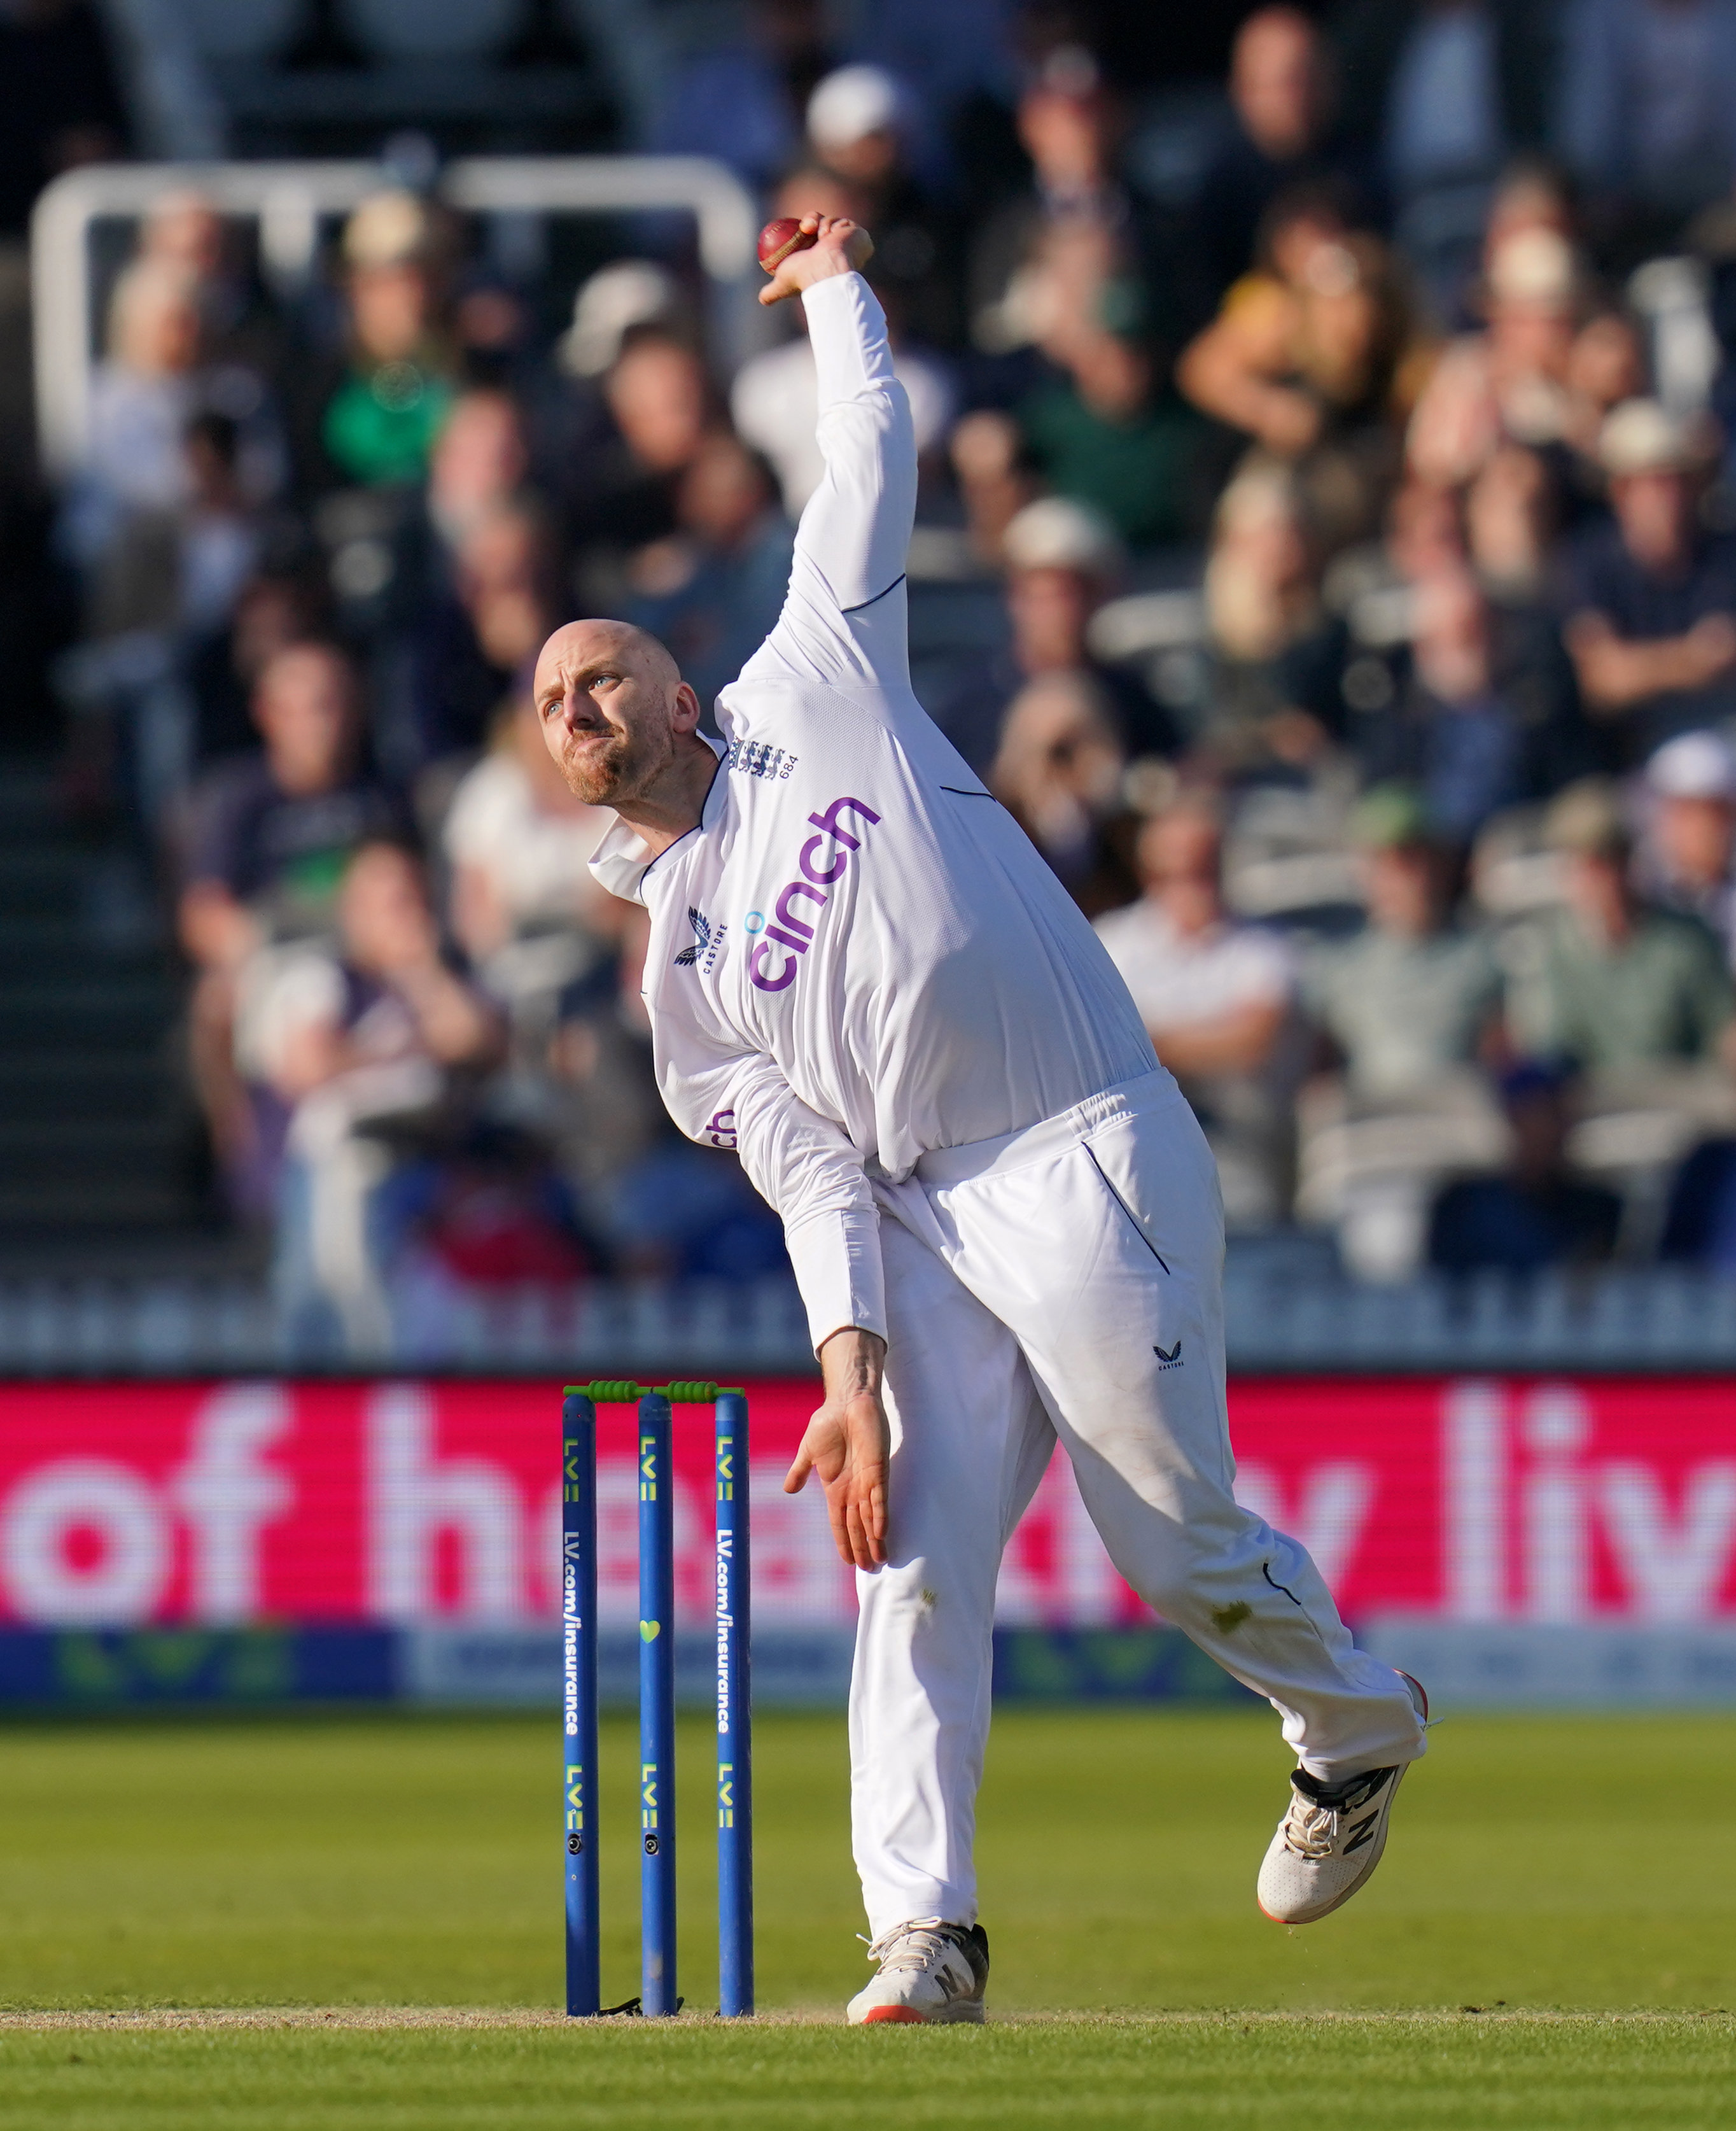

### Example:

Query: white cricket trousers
xmin=850 ymin=1067 xmax=1425 ymax=1937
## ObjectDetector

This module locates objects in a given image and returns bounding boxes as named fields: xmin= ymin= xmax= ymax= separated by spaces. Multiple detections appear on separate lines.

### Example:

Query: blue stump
xmin=638 ymin=1392 xmax=678 ymax=2015
xmin=560 ymin=1392 xmax=600 ymax=2018
xmin=715 ymin=1390 xmax=755 ymax=2016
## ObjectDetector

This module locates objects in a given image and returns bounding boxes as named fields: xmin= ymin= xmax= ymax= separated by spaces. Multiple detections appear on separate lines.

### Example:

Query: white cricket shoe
xmin=846 ymin=1918 xmax=990 ymax=2025
xmin=1257 ymin=1673 xmax=1428 ymax=1925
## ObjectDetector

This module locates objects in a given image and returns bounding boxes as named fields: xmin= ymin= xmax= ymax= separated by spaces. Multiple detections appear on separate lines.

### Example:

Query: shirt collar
xmin=585 ymin=735 xmax=725 ymax=907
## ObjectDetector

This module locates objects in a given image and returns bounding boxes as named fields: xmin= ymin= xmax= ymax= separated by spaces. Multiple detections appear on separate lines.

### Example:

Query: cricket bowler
xmin=533 ymin=214 xmax=1427 ymax=2025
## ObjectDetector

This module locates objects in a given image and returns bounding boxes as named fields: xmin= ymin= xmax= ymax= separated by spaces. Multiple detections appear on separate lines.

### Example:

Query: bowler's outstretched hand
xmin=784 ymin=1326 xmax=890 ymax=1568
xmin=759 ymin=213 xmax=875 ymax=307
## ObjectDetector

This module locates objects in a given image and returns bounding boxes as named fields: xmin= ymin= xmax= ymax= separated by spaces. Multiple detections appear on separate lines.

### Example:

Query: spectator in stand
xmin=1331 ymin=3 xmax=1557 ymax=320
xmin=63 ymin=262 xmax=205 ymax=570
xmin=565 ymin=328 xmax=717 ymax=587
xmin=540 ymin=931 xmax=666 ymax=1227
xmin=319 ymin=193 xmax=456 ymax=491
xmin=969 ymin=46 xmax=1143 ymax=361
xmin=1465 ymin=440 xmax=1556 ymax=604
xmin=240 ymin=839 xmax=505 ymax=1359
xmin=1355 ymin=567 xmax=1527 ymax=841
xmin=1563 ymin=398 xmax=1736 ymax=765
xmin=425 ymin=388 xmax=531 ymax=561
xmin=804 ymin=65 xmax=962 ymax=349
xmin=647 ymin=0 xmax=832 ymax=195
xmin=1179 ymin=198 xmax=1431 ymax=550
xmin=1559 ymin=0 xmax=1736 ymax=250
xmin=1428 ymin=1059 xmax=1622 ymax=1273
xmin=1334 ymin=474 xmax=1469 ymax=614
xmin=181 ymin=642 xmax=405 ymax=953
xmin=179 ymin=642 xmax=405 ymax=1210
xmin=375 ymin=388 xmax=541 ymax=775
xmin=554 ymin=260 xmax=687 ymax=391
xmin=1514 ymin=776 xmax=1736 ymax=1074
xmin=1304 ymin=786 xmax=1506 ymax=1098
xmin=536 ymin=262 xmax=689 ymax=512
xmin=934 ymin=495 xmax=1177 ymax=776
xmin=1635 ymin=728 xmax=1736 ymax=962
xmin=987 ymin=670 xmax=1137 ymax=915
xmin=1015 ymin=286 xmax=1211 ymax=551
xmin=1560 ymin=306 xmax=1650 ymax=512
xmin=78 ymin=409 xmax=267 ymax=831
xmin=1095 ymin=796 xmax=1301 ymax=1223
xmin=139 ymin=189 xmax=285 ymax=392
xmin=948 ymin=405 xmax=1042 ymax=566
xmin=140 ymin=189 xmax=225 ymax=290
xmin=730 ymin=165 xmax=957 ymax=517
xmin=1192 ymin=8 xmax=1354 ymax=311
xmin=623 ymin=433 xmax=795 ymax=720
xmin=187 ymin=567 xmax=330 ymax=774
xmin=1464 ymin=441 xmax=1597 ymax=791
xmin=1297 ymin=785 xmax=1509 ymax=1277
xmin=1197 ymin=458 xmax=1350 ymax=777
xmin=81 ymin=407 xmax=260 ymax=647
xmin=87 ymin=411 xmax=260 ymax=652
xmin=404 ymin=500 xmax=554 ymax=775
xmin=1406 ymin=224 xmax=1583 ymax=493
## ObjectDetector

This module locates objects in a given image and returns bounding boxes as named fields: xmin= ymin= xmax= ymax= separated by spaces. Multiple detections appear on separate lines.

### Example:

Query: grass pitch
xmin=1 ymin=1706 xmax=1734 ymax=2125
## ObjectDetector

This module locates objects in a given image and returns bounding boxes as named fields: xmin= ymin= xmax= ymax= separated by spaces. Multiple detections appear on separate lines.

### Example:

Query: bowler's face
xmin=533 ymin=624 xmax=675 ymax=808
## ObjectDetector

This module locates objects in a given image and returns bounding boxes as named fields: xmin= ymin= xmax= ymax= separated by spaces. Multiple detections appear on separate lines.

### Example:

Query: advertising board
xmin=0 ymin=1376 xmax=1730 ymax=1703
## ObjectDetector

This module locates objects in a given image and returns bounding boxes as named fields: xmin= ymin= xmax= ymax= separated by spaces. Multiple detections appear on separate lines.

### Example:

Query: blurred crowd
xmin=39 ymin=0 xmax=1736 ymax=1342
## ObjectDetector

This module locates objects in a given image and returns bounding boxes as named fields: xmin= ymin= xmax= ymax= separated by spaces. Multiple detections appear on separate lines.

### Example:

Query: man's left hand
xmin=784 ymin=1326 xmax=889 ymax=1568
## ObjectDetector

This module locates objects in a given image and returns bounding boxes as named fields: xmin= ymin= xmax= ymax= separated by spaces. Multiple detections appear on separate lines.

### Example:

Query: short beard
xmin=561 ymin=726 xmax=634 ymax=805
xmin=559 ymin=703 xmax=673 ymax=808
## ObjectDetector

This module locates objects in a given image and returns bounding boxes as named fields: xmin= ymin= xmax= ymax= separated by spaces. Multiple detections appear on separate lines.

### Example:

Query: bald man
xmin=534 ymin=215 xmax=1427 ymax=2024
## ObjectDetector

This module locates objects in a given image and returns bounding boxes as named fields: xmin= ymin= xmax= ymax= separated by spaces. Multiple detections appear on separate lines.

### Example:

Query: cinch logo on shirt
xmin=675 ymin=907 xmax=727 ymax=974
xmin=748 ymin=796 xmax=880 ymax=994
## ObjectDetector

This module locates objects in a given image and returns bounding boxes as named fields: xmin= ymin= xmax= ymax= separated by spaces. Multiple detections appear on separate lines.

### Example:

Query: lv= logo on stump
xmin=560 ymin=1382 xmax=754 ymax=2020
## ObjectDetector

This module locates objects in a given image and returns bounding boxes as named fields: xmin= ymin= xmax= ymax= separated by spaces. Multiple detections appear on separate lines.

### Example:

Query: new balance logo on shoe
xmin=847 ymin=1919 xmax=990 ymax=2026
xmin=1154 ymin=1340 xmax=1183 ymax=1368
xmin=1256 ymin=1674 xmax=1427 ymax=1926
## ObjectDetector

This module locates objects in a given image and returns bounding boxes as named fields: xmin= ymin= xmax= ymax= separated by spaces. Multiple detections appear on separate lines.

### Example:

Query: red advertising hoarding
xmin=0 ymin=1375 xmax=1732 ymax=1629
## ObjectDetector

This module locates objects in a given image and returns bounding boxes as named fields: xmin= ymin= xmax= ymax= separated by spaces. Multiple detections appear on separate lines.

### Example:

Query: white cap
xmin=1600 ymin=397 xmax=1694 ymax=477
xmin=557 ymin=259 xmax=681 ymax=379
xmin=807 ymin=64 xmax=906 ymax=152
xmin=1647 ymin=729 xmax=1736 ymax=801
xmin=343 ymin=190 xmax=432 ymax=269
xmin=1002 ymin=496 xmax=1124 ymax=579
xmin=1487 ymin=227 xmax=1578 ymax=309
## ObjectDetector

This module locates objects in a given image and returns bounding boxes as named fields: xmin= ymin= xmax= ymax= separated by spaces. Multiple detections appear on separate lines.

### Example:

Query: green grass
xmin=3 ymin=1707 xmax=1736 ymax=2124
xmin=4 ymin=2018 xmax=1736 ymax=2130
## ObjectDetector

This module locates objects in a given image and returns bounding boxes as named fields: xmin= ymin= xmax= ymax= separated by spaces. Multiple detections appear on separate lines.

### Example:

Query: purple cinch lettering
xmin=749 ymin=796 xmax=878 ymax=996
xmin=804 ymin=796 xmax=881 ymax=849
xmin=799 ymin=834 xmax=849 ymax=885
xmin=750 ymin=942 xmax=799 ymax=992
xmin=773 ymin=881 xmax=827 ymax=937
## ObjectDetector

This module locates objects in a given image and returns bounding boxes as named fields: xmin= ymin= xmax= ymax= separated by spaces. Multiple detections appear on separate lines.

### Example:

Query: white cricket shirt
xmin=589 ymin=272 xmax=1156 ymax=1349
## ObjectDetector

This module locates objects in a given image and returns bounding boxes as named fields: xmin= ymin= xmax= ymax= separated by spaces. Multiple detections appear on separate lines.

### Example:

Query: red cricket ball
xmin=757 ymin=218 xmax=816 ymax=274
